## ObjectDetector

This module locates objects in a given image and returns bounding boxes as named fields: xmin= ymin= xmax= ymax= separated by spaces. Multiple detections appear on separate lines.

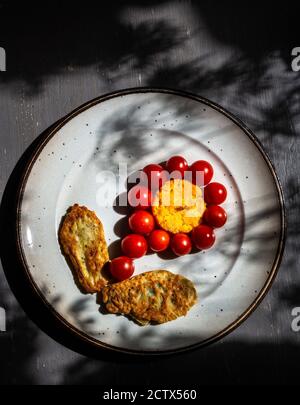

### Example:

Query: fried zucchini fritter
xmin=102 ymin=270 xmax=197 ymax=325
xmin=59 ymin=204 xmax=109 ymax=293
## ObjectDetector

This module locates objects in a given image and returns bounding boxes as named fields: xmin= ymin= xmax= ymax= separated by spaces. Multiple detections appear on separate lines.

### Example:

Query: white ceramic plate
xmin=17 ymin=88 xmax=285 ymax=354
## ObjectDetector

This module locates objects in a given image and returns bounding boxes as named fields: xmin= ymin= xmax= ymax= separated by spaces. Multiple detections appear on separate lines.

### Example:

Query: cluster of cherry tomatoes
xmin=110 ymin=155 xmax=228 ymax=281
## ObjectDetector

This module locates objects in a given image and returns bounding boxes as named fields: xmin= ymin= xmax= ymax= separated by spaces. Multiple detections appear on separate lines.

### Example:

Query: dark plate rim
xmin=15 ymin=87 xmax=286 ymax=355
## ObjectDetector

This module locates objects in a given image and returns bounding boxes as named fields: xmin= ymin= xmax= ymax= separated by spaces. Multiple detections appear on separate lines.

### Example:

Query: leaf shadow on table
xmin=0 ymin=1 xmax=298 ymax=142
xmin=0 ymin=1 xmax=179 ymax=94
xmin=1 ymin=0 xmax=300 ymax=385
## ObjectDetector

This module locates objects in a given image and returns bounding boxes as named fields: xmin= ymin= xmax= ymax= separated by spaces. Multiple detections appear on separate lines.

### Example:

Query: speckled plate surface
xmin=16 ymin=88 xmax=285 ymax=354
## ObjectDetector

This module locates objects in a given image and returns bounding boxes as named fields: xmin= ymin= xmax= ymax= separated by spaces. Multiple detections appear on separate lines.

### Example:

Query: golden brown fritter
xmin=59 ymin=204 xmax=109 ymax=293
xmin=102 ymin=270 xmax=197 ymax=325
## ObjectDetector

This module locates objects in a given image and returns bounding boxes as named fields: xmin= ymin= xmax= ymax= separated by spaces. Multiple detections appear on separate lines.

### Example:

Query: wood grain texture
xmin=0 ymin=2 xmax=299 ymax=384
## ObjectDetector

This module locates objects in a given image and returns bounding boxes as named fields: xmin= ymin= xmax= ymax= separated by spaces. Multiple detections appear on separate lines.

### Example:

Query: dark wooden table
xmin=0 ymin=2 xmax=299 ymax=385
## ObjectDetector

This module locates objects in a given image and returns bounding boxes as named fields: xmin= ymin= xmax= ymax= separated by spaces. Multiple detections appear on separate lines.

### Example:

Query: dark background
xmin=0 ymin=1 xmax=300 ymax=385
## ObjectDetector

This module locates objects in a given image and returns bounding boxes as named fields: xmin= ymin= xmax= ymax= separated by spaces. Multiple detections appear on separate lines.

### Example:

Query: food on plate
xmin=152 ymin=179 xmax=206 ymax=234
xmin=110 ymin=256 xmax=135 ymax=281
xmin=58 ymin=155 xmax=228 ymax=326
xmin=102 ymin=270 xmax=197 ymax=325
xmin=166 ymin=155 xmax=188 ymax=177
xmin=148 ymin=229 xmax=170 ymax=252
xmin=203 ymin=205 xmax=227 ymax=228
xmin=123 ymin=156 xmax=227 ymax=260
xmin=59 ymin=204 xmax=109 ymax=293
xmin=190 ymin=160 xmax=214 ymax=186
xmin=121 ymin=234 xmax=148 ymax=258
xmin=127 ymin=185 xmax=153 ymax=209
xmin=204 ymin=182 xmax=227 ymax=205
xmin=128 ymin=210 xmax=155 ymax=235
xmin=143 ymin=163 xmax=168 ymax=190
xmin=192 ymin=224 xmax=216 ymax=250
xmin=171 ymin=233 xmax=192 ymax=256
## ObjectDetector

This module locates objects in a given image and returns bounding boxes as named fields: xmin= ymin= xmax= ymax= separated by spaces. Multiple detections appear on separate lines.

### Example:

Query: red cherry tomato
xmin=171 ymin=233 xmax=192 ymax=256
xmin=121 ymin=234 xmax=148 ymax=258
xmin=110 ymin=256 xmax=135 ymax=281
xmin=204 ymin=182 xmax=227 ymax=205
xmin=129 ymin=210 xmax=155 ymax=234
xmin=148 ymin=229 xmax=170 ymax=252
xmin=190 ymin=160 xmax=214 ymax=186
xmin=203 ymin=205 xmax=227 ymax=228
xmin=166 ymin=156 xmax=188 ymax=178
xmin=128 ymin=185 xmax=153 ymax=209
xmin=192 ymin=225 xmax=215 ymax=250
xmin=143 ymin=164 xmax=168 ymax=191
